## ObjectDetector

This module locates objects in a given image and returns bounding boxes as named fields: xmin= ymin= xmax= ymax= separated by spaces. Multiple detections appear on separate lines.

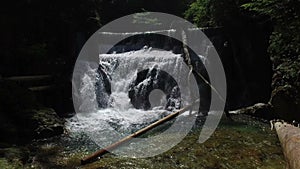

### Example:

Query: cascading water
xmin=67 ymin=28 xmax=216 ymax=156
xmin=68 ymin=48 xmax=198 ymax=136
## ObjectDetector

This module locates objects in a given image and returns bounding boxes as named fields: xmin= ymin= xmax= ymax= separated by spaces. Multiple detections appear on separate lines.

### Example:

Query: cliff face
xmin=203 ymin=27 xmax=272 ymax=110
xmin=210 ymin=26 xmax=300 ymax=122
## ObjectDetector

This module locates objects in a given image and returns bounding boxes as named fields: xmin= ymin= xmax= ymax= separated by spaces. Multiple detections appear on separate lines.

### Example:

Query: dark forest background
xmin=1 ymin=0 xmax=299 ymax=77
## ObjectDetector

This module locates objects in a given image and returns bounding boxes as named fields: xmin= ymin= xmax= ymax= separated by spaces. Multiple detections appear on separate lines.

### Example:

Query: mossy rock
xmin=270 ymin=85 xmax=300 ymax=121
xmin=271 ymin=56 xmax=300 ymax=122
xmin=15 ymin=108 xmax=65 ymax=141
xmin=235 ymin=103 xmax=275 ymax=120
xmin=29 ymin=108 xmax=65 ymax=139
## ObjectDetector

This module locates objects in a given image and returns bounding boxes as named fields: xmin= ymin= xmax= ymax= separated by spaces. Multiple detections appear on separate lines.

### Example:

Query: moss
xmin=0 ymin=158 xmax=23 ymax=169
xmin=271 ymin=85 xmax=300 ymax=121
xmin=271 ymin=54 xmax=300 ymax=121
xmin=0 ymin=147 xmax=32 ymax=169
xmin=29 ymin=108 xmax=65 ymax=139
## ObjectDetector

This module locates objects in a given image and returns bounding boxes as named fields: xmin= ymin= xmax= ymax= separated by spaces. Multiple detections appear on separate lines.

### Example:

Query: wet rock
xmin=95 ymin=63 xmax=113 ymax=109
xmin=128 ymin=68 xmax=181 ymax=110
xmin=233 ymin=103 xmax=275 ymax=120
xmin=25 ymin=108 xmax=65 ymax=139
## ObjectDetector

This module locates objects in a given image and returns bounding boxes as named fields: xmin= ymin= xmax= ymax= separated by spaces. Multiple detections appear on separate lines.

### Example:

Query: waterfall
xmin=68 ymin=29 xmax=217 ymax=153
xmin=69 ymin=48 xmax=198 ymax=135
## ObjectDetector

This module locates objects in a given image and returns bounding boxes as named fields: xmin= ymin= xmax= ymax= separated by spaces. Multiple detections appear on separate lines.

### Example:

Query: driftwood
xmin=3 ymin=75 xmax=55 ymax=92
xmin=4 ymin=75 xmax=52 ymax=81
xmin=81 ymin=101 xmax=198 ymax=165
xmin=274 ymin=122 xmax=300 ymax=169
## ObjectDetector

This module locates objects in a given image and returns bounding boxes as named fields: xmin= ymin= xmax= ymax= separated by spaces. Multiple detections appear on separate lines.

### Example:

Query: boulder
xmin=270 ymin=85 xmax=300 ymax=121
xmin=128 ymin=68 xmax=181 ymax=110
xmin=21 ymin=108 xmax=64 ymax=139
xmin=232 ymin=103 xmax=275 ymax=120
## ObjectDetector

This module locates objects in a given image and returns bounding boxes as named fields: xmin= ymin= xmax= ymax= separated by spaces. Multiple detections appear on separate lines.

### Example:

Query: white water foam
xmin=68 ymin=48 xmax=201 ymax=142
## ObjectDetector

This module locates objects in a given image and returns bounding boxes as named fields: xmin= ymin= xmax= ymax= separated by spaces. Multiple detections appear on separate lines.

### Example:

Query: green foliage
xmin=185 ymin=0 xmax=300 ymax=91
xmin=241 ymin=0 xmax=300 ymax=62
xmin=241 ymin=0 xmax=300 ymax=96
xmin=185 ymin=0 xmax=300 ymax=59
xmin=184 ymin=0 xmax=212 ymax=27
xmin=184 ymin=0 xmax=244 ymax=27
xmin=207 ymin=0 xmax=242 ymax=26
xmin=0 ymin=158 xmax=23 ymax=169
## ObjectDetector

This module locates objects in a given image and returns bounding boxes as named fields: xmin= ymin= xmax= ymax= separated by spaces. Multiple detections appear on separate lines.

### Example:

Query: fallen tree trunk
xmin=81 ymin=100 xmax=198 ymax=165
xmin=274 ymin=122 xmax=300 ymax=169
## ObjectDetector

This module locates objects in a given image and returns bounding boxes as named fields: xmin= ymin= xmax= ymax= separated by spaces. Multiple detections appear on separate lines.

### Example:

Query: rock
xmin=270 ymin=50 xmax=300 ymax=122
xmin=233 ymin=103 xmax=275 ymax=120
xmin=24 ymin=108 xmax=65 ymax=139
xmin=128 ymin=68 xmax=181 ymax=110
xmin=233 ymin=85 xmax=300 ymax=122
xmin=270 ymin=85 xmax=300 ymax=121
xmin=95 ymin=66 xmax=112 ymax=109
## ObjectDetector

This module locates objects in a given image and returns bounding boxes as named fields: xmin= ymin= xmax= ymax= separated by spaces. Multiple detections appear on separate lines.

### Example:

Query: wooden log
xmin=81 ymin=100 xmax=199 ymax=165
xmin=5 ymin=75 xmax=52 ymax=81
xmin=274 ymin=122 xmax=300 ymax=169
xmin=4 ymin=75 xmax=54 ymax=89
xmin=28 ymin=85 xmax=55 ymax=92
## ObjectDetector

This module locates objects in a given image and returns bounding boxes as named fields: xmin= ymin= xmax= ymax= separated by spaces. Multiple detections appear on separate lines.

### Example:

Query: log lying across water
xmin=81 ymin=100 xmax=199 ymax=165
xmin=274 ymin=122 xmax=300 ymax=169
